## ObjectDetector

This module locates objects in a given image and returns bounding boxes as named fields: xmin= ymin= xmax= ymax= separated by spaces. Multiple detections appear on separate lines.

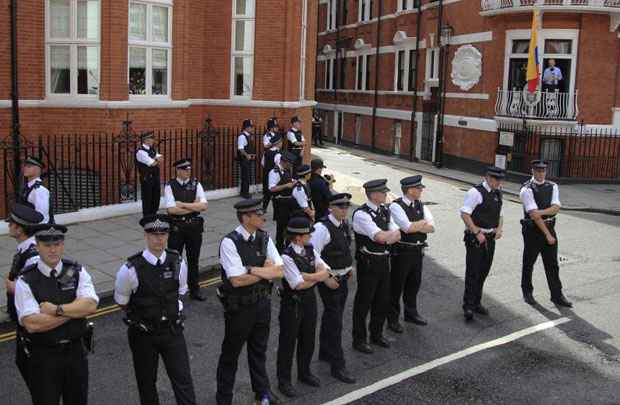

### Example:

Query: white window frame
xmin=358 ymin=0 xmax=372 ymax=22
xmin=327 ymin=0 xmax=337 ymax=31
xmin=503 ymin=29 xmax=579 ymax=97
xmin=45 ymin=0 xmax=101 ymax=98
xmin=425 ymin=47 xmax=440 ymax=86
xmin=128 ymin=1 xmax=173 ymax=98
xmin=398 ymin=0 xmax=415 ymax=11
xmin=355 ymin=54 xmax=370 ymax=90
xmin=325 ymin=57 xmax=335 ymax=90
xmin=394 ymin=49 xmax=406 ymax=91
xmin=231 ymin=0 xmax=256 ymax=99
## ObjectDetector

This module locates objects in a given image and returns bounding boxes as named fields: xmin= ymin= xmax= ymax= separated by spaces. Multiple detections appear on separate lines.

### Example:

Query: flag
xmin=526 ymin=10 xmax=540 ymax=93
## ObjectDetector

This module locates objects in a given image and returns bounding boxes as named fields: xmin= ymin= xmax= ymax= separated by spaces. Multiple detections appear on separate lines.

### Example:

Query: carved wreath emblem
xmin=451 ymin=45 xmax=482 ymax=92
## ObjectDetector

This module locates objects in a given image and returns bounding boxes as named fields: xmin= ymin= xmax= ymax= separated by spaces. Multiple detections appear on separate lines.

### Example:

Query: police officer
xmin=114 ymin=215 xmax=197 ymax=405
xmin=310 ymin=193 xmax=356 ymax=384
xmin=352 ymin=179 xmax=401 ymax=353
xmin=308 ymin=159 xmax=333 ymax=220
xmin=460 ymin=166 xmax=505 ymax=321
xmin=216 ymin=199 xmax=284 ymax=405
xmin=268 ymin=151 xmax=297 ymax=252
xmin=291 ymin=164 xmax=315 ymax=221
xmin=277 ymin=216 xmax=334 ymax=398
xmin=388 ymin=176 xmax=435 ymax=334
xmin=5 ymin=204 xmax=43 ymax=391
xmin=238 ymin=119 xmax=257 ymax=199
xmin=164 ymin=158 xmax=208 ymax=301
xmin=311 ymin=110 xmax=323 ymax=147
xmin=520 ymin=160 xmax=572 ymax=307
xmin=15 ymin=223 xmax=99 ymax=405
xmin=136 ymin=131 xmax=163 ymax=217
xmin=286 ymin=116 xmax=305 ymax=172
xmin=262 ymin=127 xmax=283 ymax=211
xmin=21 ymin=156 xmax=52 ymax=223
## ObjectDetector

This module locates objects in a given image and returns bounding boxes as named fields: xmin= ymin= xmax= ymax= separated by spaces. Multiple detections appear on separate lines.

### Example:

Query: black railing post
xmin=10 ymin=0 xmax=22 ymax=201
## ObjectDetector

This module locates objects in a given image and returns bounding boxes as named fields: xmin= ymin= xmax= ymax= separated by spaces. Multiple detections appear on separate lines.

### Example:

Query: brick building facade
xmin=315 ymin=0 xmax=620 ymax=180
xmin=0 ymin=0 xmax=318 ymax=136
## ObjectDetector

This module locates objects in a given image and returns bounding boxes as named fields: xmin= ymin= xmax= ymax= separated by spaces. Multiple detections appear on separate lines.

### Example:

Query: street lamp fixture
xmin=440 ymin=24 xmax=454 ymax=47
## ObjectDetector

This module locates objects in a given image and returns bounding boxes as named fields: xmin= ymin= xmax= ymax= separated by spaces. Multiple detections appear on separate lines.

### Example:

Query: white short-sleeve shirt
xmin=389 ymin=196 xmax=435 ymax=232
xmin=519 ymin=178 xmax=561 ymax=212
xmin=282 ymin=243 xmax=329 ymax=289
xmin=352 ymin=201 xmax=399 ymax=241
xmin=163 ymin=179 xmax=207 ymax=209
xmin=310 ymin=214 xmax=342 ymax=254
xmin=238 ymin=131 xmax=249 ymax=150
xmin=219 ymin=226 xmax=283 ymax=279
xmin=292 ymin=181 xmax=310 ymax=209
xmin=26 ymin=178 xmax=50 ymax=223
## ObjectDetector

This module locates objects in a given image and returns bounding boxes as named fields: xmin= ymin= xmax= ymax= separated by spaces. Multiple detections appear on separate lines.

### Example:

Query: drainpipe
xmin=409 ymin=0 xmax=423 ymax=161
xmin=370 ymin=0 xmax=383 ymax=152
xmin=434 ymin=0 xmax=445 ymax=168
xmin=10 ymin=0 xmax=22 ymax=200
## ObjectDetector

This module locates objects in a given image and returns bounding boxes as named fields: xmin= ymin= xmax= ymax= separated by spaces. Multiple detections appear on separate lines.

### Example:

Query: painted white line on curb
xmin=323 ymin=317 xmax=571 ymax=405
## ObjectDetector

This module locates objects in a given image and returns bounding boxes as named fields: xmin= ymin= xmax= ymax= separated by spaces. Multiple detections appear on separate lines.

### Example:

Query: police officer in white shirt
xmin=286 ymin=116 xmax=305 ymax=172
xmin=135 ymin=131 xmax=163 ymax=217
xmin=352 ymin=179 xmax=401 ymax=353
xmin=388 ymin=176 xmax=435 ymax=334
xmin=291 ymin=164 xmax=315 ymax=221
xmin=21 ymin=156 xmax=52 ymax=223
xmin=237 ymin=119 xmax=257 ymax=199
xmin=216 ymin=199 xmax=284 ymax=405
xmin=268 ymin=151 xmax=297 ymax=251
xmin=519 ymin=160 xmax=572 ymax=308
xmin=459 ymin=166 xmax=504 ymax=321
xmin=114 ymin=215 xmax=197 ymax=405
xmin=262 ymin=128 xmax=283 ymax=211
xmin=15 ymin=223 xmax=99 ymax=405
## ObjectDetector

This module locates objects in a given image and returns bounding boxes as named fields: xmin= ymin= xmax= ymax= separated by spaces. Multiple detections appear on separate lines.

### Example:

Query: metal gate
xmin=420 ymin=111 xmax=435 ymax=162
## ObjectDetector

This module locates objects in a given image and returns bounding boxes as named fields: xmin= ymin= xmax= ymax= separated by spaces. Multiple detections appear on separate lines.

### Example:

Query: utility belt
xmin=463 ymin=230 xmax=496 ymax=247
xmin=359 ymin=246 xmax=390 ymax=257
xmin=328 ymin=267 xmax=353 ymax=282
xmin=521 ymin=217 xmax=556 ymax=228
xmin=21 ymin=322 xmax=94 ymax=355
xmin=169 ymin=214 xmax=204 ymax=226
xmin=277 ymin=285 xmax=314 ymax=303
xmin=216 ymin=284 xmax=272 ymax=313
xmin=393 ymin=241 xmax=427 ymax=255
xmin=123 ymin=314 xmax=184 ymax=335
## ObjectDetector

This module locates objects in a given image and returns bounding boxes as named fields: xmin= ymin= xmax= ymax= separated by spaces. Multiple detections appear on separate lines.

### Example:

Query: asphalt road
xmin=1 ymin=146 xmax=619 ymax=405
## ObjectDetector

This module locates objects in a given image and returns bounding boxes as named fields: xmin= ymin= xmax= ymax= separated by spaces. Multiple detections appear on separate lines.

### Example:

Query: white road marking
xmin=323 ymin=317 xmax=571 ymax=405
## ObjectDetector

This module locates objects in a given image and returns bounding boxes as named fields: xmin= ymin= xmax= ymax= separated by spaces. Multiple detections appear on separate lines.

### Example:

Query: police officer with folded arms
xmin=262 ymin=120 xmax=282 ymax=210
xmin=216 ymin=199 xmax=284 ymax=405
xmin=520 ymin=160 xmax=572 ymax=307
xmin=5 ymin=204 xmax=43 ymax=391
xmin=286 ymin=116 xmax=305 ymax=172
xmin=136 ymin=131 xmax=164 ymax=217
xmin=310 ymin=193 xmax=356 ymax=384
xmin=277 ymin=216 xmax=334 ymax=398
xmin=460 ymin=166 xmax=505 ymax=321
xmin=291 ymin=164 xmax=315 ymax=221
xmin=15 ymin=223 xmax=99 ymax=405
xmin=238 ymin=119 xmax=257 ymax=199
xmin=352 ymin=179 xmax=401 ymax=353
xmin=164 ymin=158 xmax=208 ymax=301
xmin=308 ymin=159 xmax=333 ymax=220
xmin=388 ymin=176 xmax=435 ymax=334
xmin=21 ymin=156 xmax=52 ymax=223
xmin=269 ymin=151 xmax=297 ymax=252
xmin=114 ymin=215 xmax=197 ymax=405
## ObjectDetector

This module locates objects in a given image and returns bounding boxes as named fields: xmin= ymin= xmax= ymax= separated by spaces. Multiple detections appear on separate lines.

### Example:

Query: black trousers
xmin=312 ymin=126 xmax=323 ymax=146
xmin=318 ymin=280 xmax=348 ymax=370
xmin=239 ymin=158 xmax=252 ymax=197
xmin=262 ymin=153 xmax=276 ymax=210
xmin=128 ymin=327 xmax=197 ymax=405
xmin=389 ymin=249 xmax=423 ymax=322
xmin=28 ymin=340 xmax=88 ymax=405
xmin=352 ymin=254 xmax=390 ymax=344
xmin=16 ymin=336 xmax=31 ymax=393
xmin=521 ymin=225 xmax=563 ymax=298
xmin=168 ymin=222 xmax=203 ymax=294
xmin=277 ymin=292 xmax=318 ymax=384
xmin=463 ymin=235 xmax=496 ymax=310
xmin=141 ymin=177 xmax=161 ymax=217
xmin=291 ymin=150 xmax=302 ymax=172
xmin=216 ymin=298 xmax=271 ymax=405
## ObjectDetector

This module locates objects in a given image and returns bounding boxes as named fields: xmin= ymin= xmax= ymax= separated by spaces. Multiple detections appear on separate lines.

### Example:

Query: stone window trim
xmin=231 ymin=0 xmax=256 ymax=99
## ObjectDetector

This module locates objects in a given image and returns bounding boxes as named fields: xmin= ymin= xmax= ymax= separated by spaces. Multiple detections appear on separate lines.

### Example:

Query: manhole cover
xmin=352 ymin=171 xmax=360 ymax=174
xmin=425 ymin=201 xmax=439 ymax=206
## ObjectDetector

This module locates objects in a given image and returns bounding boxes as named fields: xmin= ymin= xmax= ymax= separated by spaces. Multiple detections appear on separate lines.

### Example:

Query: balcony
xmin=481 ymin=0 xmax=620 ymax=16
xmin=495 ymin=88 xmax=579 ymax=122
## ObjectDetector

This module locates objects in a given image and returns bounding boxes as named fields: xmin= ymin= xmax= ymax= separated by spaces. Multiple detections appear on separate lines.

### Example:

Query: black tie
xmin=155 ymin=259 xmax=161 ymax=267
xmin=248 ymin=235 xmax=254 ymax=243
xmin=50 ymin=269 xmax=57 ymax=279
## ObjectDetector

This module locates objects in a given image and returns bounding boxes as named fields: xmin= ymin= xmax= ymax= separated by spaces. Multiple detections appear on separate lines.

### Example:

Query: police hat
xmin=363 ymin=179 xmax=390 ymax=193
xmin=400 ymin=175 xmax=425 ymax=189
xmin=267 ymin=119 xmax=278 ymax=130
xmin=140 ymin=131 xmax=155 ymax=141
xmin=311 ymin=159 xmax=326 ymax=171
xmin=270 ymin=133 xmax=283 ymax=145
xmin=329 ymin=193 xmax=352 ymax=207
xmin=34 ymin=223 xmax=68 ymax=242
xmin=486 ymin=166 xmax=506 ymax=179
xmin=291 ymin=116 xmax=302 ymax=124
xmin=280 ymin=151 xmax=297 ymax=164
xmin=242 ymin=119 xmax=254 ymax=130
xmin=139 ymin=215 xmax=171 ymax=234
xmin=531 ymin=160 xmax=548 ymax=170
xmin=174 ymin=158 xmax=192 ymax=170
xmin=234 ymin=198 xmax=264 ymax=215
xmin=287 ymin=216 xmax=314 ymax=235
xmin=24 ymin=156 xmax=44 ymax=168
xmin=6 ymin=204 xmax=44 ymax=227
xmin=296 ymin=164 xmax=311 ymax=177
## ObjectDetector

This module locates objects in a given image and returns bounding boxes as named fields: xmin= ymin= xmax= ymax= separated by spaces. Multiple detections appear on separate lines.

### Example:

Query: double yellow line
xmin=0 ymin=275 xmax=222 ymax=344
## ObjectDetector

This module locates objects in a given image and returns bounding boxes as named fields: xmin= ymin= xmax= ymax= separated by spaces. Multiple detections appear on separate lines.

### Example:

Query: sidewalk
xmin=317 ymin=143 xmax=620 ymax=215
xmin=0 ymin=195 xmax=276 ymax=322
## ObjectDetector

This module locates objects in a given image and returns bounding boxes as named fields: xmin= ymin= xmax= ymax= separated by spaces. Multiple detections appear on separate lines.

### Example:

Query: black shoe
xmin=299 ymin=373 xmax=321 ymax=387
xmin=474 ymin=305 xmax=489 ymax=316
xmin=241 ymin=193 xmax=252 ymax=199
xmin=189 ymin=291 xmax=206 ymax=301
xmin=523 ymin=292 xmax=537 ymax=305
xmin=278 ymin=382 xmax=298 ymax=398
xmin=332 ymin=368 xmax=356 ymax=384
xmin=255 ymin=391 xmax=282 ymax=405
xmin=353 ymin=342 xmax=374 ymax=354
xmin=370 ymin=336 xmax=391 ymax=348
xmin=388 ymin=321 xmax=404 ymax=334
xmin=551 ymin=295 xmax=573 ymax=308
xmin=464 ymin=308 xmax=474 ymax=321
xmin=404 ymin=313 xmax=428 ymax=325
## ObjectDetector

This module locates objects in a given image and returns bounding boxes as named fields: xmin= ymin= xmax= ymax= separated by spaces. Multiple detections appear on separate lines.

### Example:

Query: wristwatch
xmin=55 ymin=304 xmax=64 ymax=316
xmin=246 ymin=266 xmax=253 ymax=275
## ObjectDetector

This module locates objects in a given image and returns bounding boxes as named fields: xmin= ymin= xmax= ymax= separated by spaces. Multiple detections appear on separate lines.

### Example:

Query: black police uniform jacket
xmin=7 ymin=243 xmax=38 ymax=322
xmin=392 ymin=198 xmax=427 ymax=254
xmin=471 ymin=183 xmax=502 ymax=229
xmin=136 ymin=145 xmax=161 ymax=181
xmin=319 ymin=218 xmax=353 ymax=270
xmin=281 ymin=245 xmax=316 ymax=296
xmin=220 ymin=229 xmax=272 ymax=297
xmin=353 ymin=204 xmax=391 ymax=255
xmin=522 ymin=179 xmax=556 ymax=220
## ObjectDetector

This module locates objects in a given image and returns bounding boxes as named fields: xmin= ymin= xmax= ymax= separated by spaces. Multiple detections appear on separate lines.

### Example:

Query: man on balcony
xmin=542 ymin=59 xmax=563 ymax=93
